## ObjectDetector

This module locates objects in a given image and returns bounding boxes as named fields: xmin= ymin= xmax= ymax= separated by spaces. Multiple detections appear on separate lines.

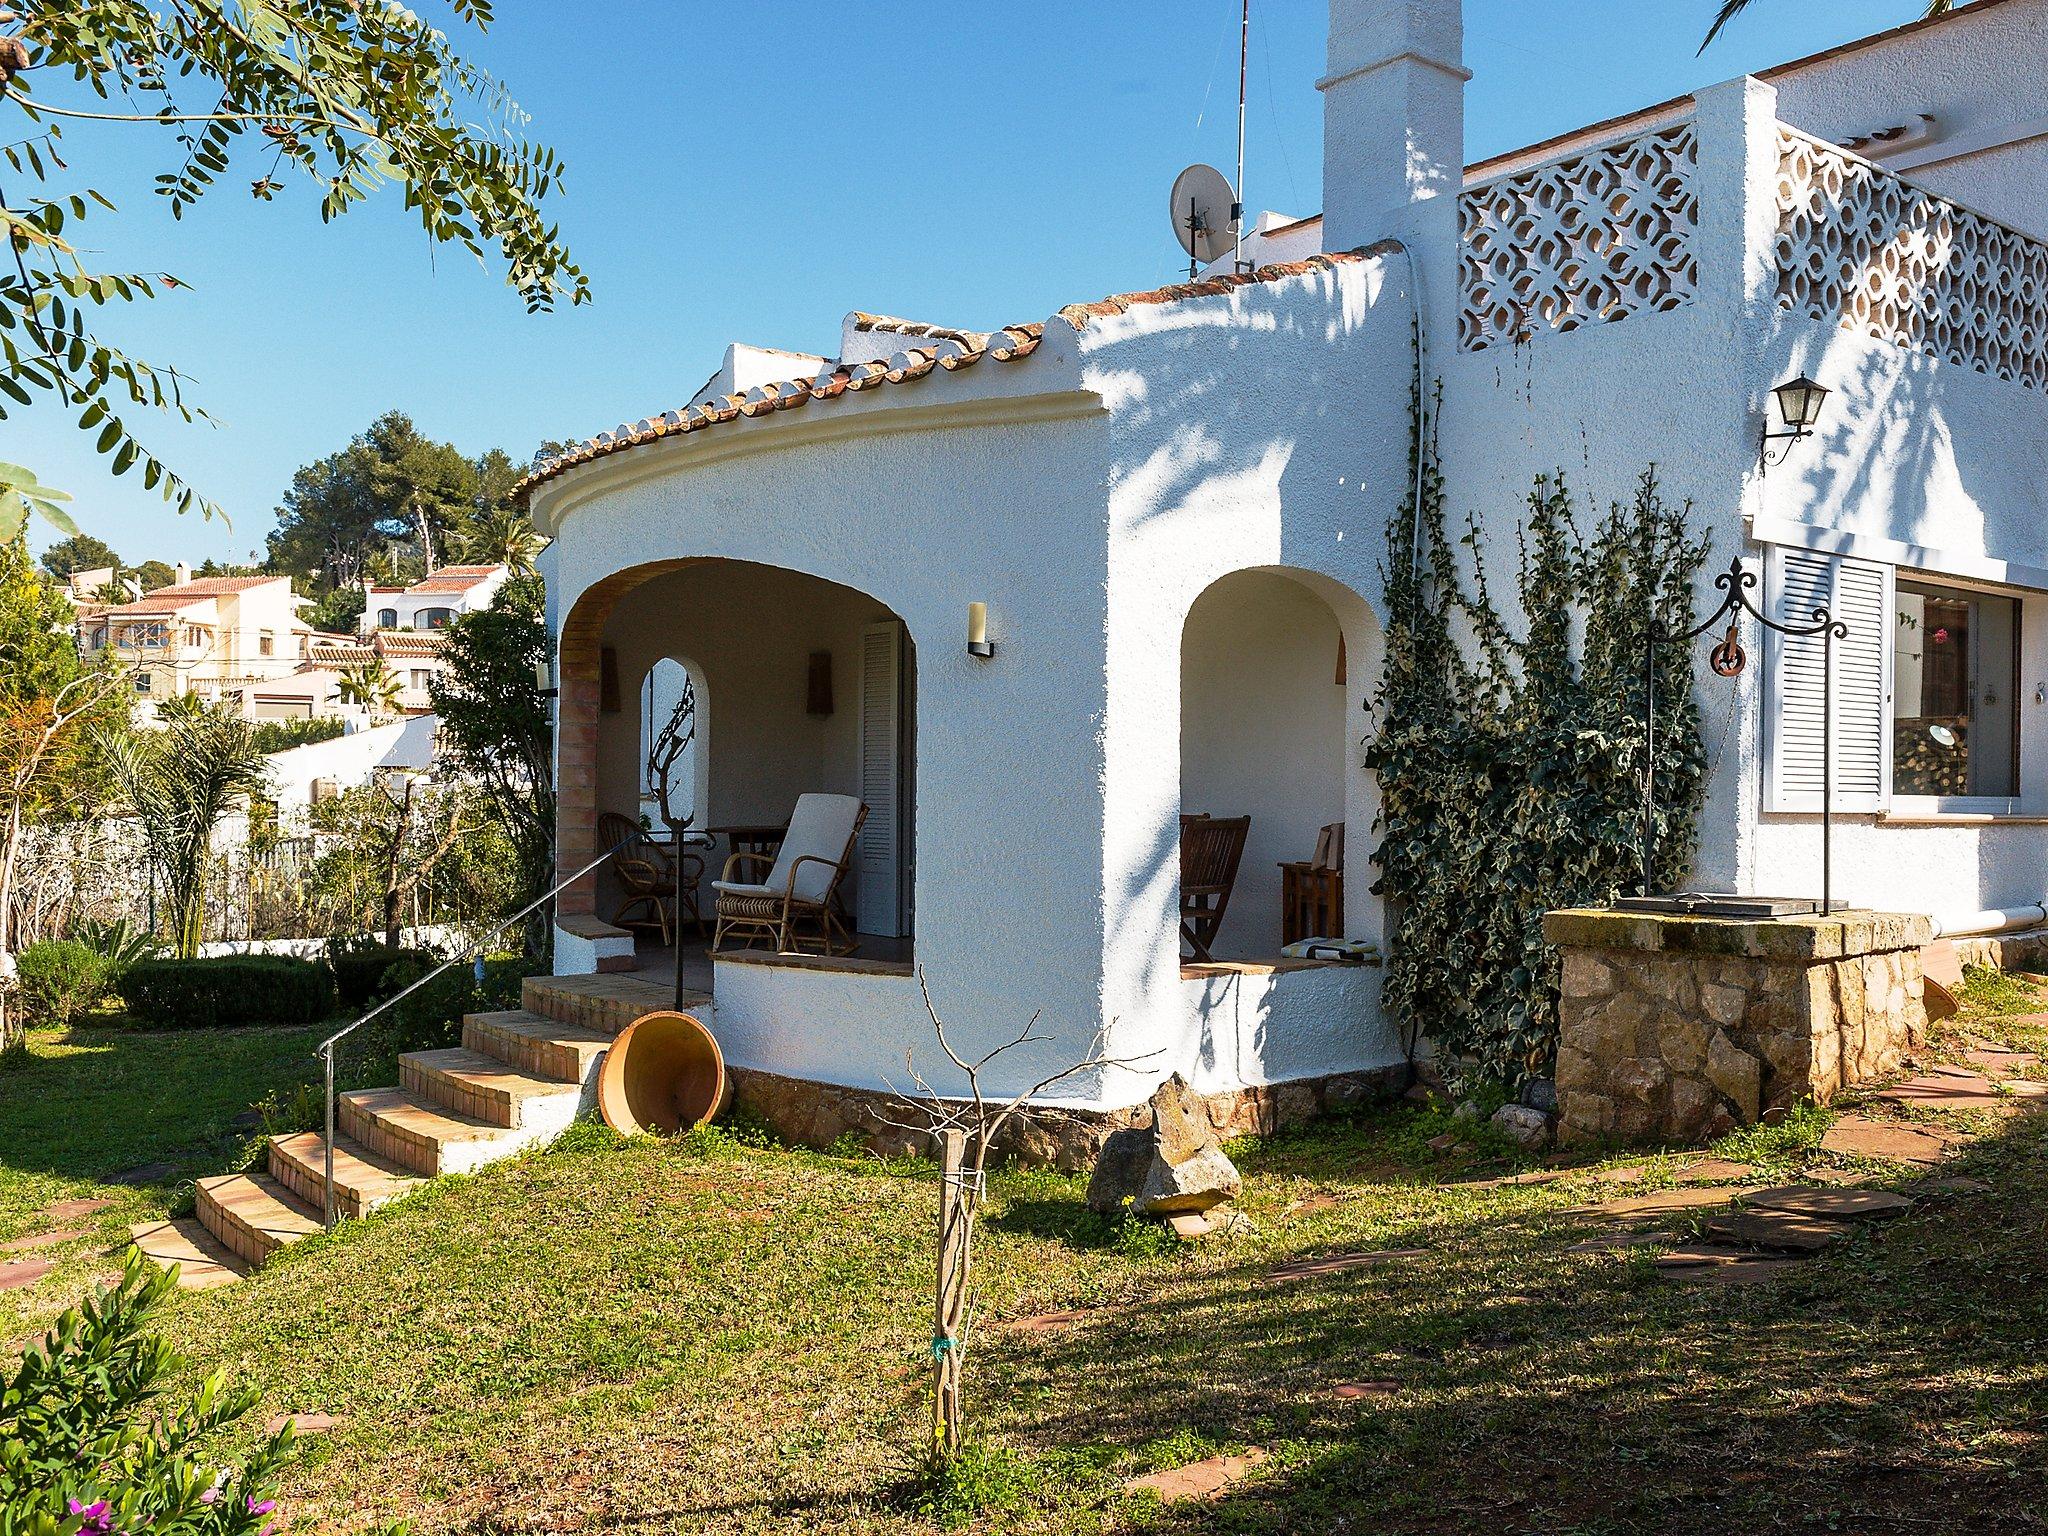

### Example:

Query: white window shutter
xmin=1765 ymin=547 xmax=1891 ymax=813
xmin=856 ymin=621 xmax=904 ymax=937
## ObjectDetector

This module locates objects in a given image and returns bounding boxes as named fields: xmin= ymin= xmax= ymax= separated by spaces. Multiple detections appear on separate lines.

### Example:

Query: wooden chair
xmin=711 ymin=794 xmax=867 ymax=955
xmin=1280 ymin=821 xmax=1345 ymax=946
xmin=597 ymin=812 xmax=703 ymax=944
xmin=1180 ymin=813 xmax=1251 ymax=962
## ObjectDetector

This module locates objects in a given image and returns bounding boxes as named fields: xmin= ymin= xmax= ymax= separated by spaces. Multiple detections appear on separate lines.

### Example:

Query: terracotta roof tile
xmin=102 ymin=576 xmax=284 ymax=615
xmin=518 ymin=247 xmax=1385 ymax=501
xmin=308 ymin=638 xmax=374 ymax=667
xmin=375 ymin=630 xmax=450 ymax=658
xmin=406 ymin=565 xmax=501 ymax=595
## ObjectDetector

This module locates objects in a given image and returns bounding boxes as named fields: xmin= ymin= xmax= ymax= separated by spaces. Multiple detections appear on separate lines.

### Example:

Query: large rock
xmin=1084 ymin=1127 xmax=1154 ymax=1215
xmin=1138 ymin=1144 xmax=1242 ymax=1214
xmin=1489 ymin=1103 xmax=1552 ymax=1150
xmin=1084 ymin=1074 xmax=1243 ymax=1225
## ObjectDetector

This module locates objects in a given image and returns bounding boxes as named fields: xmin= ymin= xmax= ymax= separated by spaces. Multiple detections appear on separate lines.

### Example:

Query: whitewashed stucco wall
xmin=1093 ymin=252 xmax=1409 ymax=1102
xmin=1435 ymin=68 xmax=2048 ymax=920
xmin=537 ymin=337 xmax=1117 ymax=1100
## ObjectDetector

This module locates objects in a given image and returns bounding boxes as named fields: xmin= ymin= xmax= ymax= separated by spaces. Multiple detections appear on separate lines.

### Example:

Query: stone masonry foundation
xmin=1544 ymin=907 xmax=1932 ymax=1147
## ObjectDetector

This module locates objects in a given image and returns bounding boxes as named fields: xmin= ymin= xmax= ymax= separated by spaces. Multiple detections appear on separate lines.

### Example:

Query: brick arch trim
xmin=555 ymin=560 xmax=691 ymax=918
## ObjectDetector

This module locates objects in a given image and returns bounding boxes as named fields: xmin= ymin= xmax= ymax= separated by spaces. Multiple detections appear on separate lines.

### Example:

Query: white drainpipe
xmin=1929 ymin=901 xmax=2048 ymax=939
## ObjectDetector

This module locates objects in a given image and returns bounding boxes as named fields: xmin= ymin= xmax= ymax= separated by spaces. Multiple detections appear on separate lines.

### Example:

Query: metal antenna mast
xmin=1234 ymin=0 xmax=1248 ymax=274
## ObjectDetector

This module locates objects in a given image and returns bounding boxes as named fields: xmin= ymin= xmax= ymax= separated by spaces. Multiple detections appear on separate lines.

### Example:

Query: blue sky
xmin=14 ymin=0 xmax=1942 ymax=568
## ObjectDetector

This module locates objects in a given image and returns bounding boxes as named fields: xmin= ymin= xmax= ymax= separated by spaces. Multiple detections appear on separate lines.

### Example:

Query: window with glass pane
xmin=1892 ymin=580 xmax=2018 ymax=798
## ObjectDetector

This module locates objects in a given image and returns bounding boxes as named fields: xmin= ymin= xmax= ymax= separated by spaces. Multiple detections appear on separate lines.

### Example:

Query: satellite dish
xmin=1170 ymin=163 xmax=1239 ymax=265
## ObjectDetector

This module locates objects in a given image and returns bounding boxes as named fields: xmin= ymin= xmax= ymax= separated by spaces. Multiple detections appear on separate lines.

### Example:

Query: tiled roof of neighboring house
xmin=406 ymin=565 xmax=501 ymax=595
xmin=375 ymin=630 xmax=450 ymax=658
xmin=307 ymin=637 xmax=374 ymax=667
xmin=517 ymin=249 xmax=1382 ymax=499
xmin=101 ymin=576 xmax=282 ymax=616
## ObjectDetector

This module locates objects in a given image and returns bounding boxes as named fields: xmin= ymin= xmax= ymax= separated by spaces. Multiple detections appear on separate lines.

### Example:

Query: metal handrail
xmin=315 ymin=838 xmax=629 ymax=1229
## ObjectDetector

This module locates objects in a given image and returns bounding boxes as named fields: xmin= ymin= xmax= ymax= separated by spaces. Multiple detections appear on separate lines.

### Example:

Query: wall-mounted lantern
xmin=533 ymin=655 xmax=558 ymax=698
xmin=1761 ymin=374 xmax=1830 ymax=466
xmin=967 ymin=602 xmax=996 ymax=659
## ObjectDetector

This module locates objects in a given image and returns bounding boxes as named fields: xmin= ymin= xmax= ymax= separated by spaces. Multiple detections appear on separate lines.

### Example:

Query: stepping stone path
xmin=0 ymin=1259 xmax=53 ymax=1291
xmin=1882 ymin=1072 xmax=2026 ymax=1110
xmin=1819 ymin=1117 xmax=1957 ymax=1165
xmin=1654 ymin=1184 xmax=1913 ymax=1284
xmin=1 ymin=1229 xmax=86 ymax=1254
xmin=1961 ymin=1048 xmax=2041 ymax=1076
xmin=1283 ymin=1193 xmax=1344 ymax=1217
xmin=1743 ymin=1186 xmax=1914 ymax=1221
xmin=1564 ymin=1231 xmax=1674 ymax=1254
xmin=1564 ymin=1187 xmax=1735 ymax=1222
xmin=1126 ymin=1449 xmax=1269 ymax=1504
xmin=1677 ymin=1158 xmax=1754 ymax=1184
xmin=1330 ymin=1380 xmax=1401 ymax=1399
xmin=1001 ymin=1308 xmax=1095 ymax=1334
xmin=1705 ymin=1209 xmax=1853 ymax=1254
xmin=1265 ymin=1248 xmax=1429 ymax=1282
xmin=48 ymin=1198 xmax=113 ymax=1221
xmin=1657 ymin=1251 xmax=1804 ymax=1286
xmin=266 ymin=1412 xmax=340 ymax=1436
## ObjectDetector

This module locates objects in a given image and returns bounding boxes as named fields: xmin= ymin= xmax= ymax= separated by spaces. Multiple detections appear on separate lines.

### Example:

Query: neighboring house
xmin=80 ymin=568 xmax=319 ymax=716
xmin=310 ymin=629 xmax=450 ymax=715
xmin=516 ymin=0 xmax=2048 ymax=1121
xmin=265 ymin=713 xmax=440 ymax=819
xmin=359 ymin=564 xmax=509 ymax=636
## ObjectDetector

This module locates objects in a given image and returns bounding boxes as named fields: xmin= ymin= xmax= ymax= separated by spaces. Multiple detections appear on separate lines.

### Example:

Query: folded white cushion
xmin=712 ymin=881 xmax=777 ymax=899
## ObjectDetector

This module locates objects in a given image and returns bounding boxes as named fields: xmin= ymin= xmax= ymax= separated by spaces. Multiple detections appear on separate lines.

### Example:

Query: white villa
xmin=515 ymin=0 xmax=2048 ymax=1129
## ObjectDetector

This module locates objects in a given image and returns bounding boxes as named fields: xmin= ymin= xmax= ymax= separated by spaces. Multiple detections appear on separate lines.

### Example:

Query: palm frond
xmin=1703 ymin=0 xmax=1951 ymax=54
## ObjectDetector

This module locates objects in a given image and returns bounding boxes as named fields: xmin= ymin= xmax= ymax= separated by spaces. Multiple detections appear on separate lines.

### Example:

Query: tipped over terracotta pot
xmin=597 ymin=1010 xmax=727 ymax=1136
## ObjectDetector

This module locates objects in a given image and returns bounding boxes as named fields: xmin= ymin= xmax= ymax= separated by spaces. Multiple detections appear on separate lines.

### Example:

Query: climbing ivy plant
xmin=1367 ymin=419 xmax=1711 ymax=1089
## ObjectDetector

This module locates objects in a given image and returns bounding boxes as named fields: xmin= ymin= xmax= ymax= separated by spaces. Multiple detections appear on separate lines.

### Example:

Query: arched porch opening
xmin=1178 ymin=566 xmax=1380 ymax=964
xmin=559 ymin=557 xmax=917 ymax=980
xmin=637 ymin=656 xmax=709 ymax=833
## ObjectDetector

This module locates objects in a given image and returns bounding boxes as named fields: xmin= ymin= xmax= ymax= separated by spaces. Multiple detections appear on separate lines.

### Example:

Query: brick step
xmin=522 ymin=972 xmax=703 ymax=1036
xmin=196 ymin=1173 xmax=323 ymax=1268
xmin=267 ymin=1131 xmax=423 ymax=1221
xmin=463 ymin=1009 xmax=611 ymax=1085
xmin=129 ymin=1216 xmax=249 ymax=1290
xmin=338 ymin=1086 xmax=517 ymax=1177
xmin=399 ymin=1048 xmax=582 ymax=1133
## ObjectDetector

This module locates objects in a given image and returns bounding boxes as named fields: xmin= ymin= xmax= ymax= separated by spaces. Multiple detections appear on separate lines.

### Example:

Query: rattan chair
xmin=597 ymin=811 xmax=703 ymax=944
xmin=711 ymin=794 xmax=867 ymax=955
xmin=1180 ymin=813 xmax=1251 ymax=962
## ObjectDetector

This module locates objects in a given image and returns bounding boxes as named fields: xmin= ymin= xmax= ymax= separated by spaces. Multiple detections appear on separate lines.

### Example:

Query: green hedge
xmin=14 ymin=941 xmax=113 ymax=1028
xmin=116 ymin=954 xmax=335 ymax=1029
xmin=328 ymin=945 xmax=436 ymax=1011
xmin=384 ymin=953 xmax=546 ymax=1054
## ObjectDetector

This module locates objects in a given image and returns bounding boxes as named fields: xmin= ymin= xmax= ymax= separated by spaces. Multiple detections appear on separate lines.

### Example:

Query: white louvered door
xmin=1765 ymin=546 xmax=1892 ymax=813
xmin=856 ymin=621 xmax=904 ymax=937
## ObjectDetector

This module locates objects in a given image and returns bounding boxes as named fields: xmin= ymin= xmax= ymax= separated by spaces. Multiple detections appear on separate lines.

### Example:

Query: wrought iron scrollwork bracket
xmin=1642 ymin=556 xmax=1849 ymax=914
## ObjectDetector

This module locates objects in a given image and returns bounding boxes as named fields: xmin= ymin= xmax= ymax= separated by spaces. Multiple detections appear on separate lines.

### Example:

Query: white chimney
xmin=174 ymin=559 xmax=191 ymax=586
xmin=1317 ymin=0 xmax=1469 ymax=252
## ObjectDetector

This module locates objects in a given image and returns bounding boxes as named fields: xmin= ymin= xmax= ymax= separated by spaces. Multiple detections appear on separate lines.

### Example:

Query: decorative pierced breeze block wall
xmin=1459 ymin=123 xmax=1700 ymax=351
xmin=1545 ymin=907 xmax=1930 ymax=1147
xmin=1776 ymin=128 xmax=2048 ymax=390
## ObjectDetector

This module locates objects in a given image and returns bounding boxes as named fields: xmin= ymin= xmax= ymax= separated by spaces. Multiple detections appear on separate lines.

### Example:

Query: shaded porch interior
xmin=1178 ymin=567 xmax=1369 ymax=967
xmin=590 ymin=558 xmax=918 ymax=991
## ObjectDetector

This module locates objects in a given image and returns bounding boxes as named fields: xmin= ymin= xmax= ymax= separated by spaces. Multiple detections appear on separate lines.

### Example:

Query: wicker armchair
xmin=711 ymin=794 xmax=867 ymax=955
xmin=597 ymin=811 xmax=703 ymax=944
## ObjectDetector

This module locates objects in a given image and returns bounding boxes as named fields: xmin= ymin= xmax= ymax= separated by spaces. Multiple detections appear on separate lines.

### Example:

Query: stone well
xmin=1544 ymin=907 xmax=1932 ymax=1146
